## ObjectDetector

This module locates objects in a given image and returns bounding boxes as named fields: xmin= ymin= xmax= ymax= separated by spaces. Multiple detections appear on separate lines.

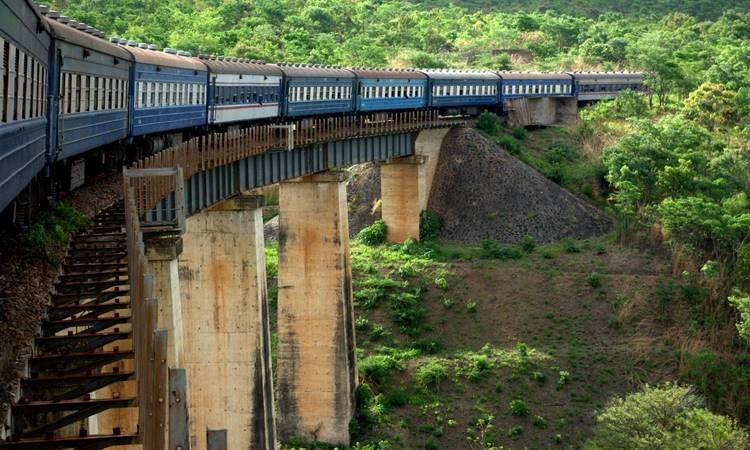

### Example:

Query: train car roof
xmin=273 ymin=64 xmax=355 ymax=79
xmin=44 ymin=18 xmax=132 ymax=60
xmin=419 ymin=69 xmax=500 ymax=80
xmin=349 ymin=68 xmax=427 ymax=79
xmin=568 ymin=71 xmax=644 ymax=80
xmin=121 ymin=45 xmax=206 ymax=71
xmin=198 ymin=56 xmax=282 ymax=76
xmin=497 ymin=71 xmax=573 ymax=80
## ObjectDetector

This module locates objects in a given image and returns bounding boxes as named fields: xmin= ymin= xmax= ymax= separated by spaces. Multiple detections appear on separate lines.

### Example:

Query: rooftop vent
xmin=148 ymin=44 xmax=157 ymax=50
xmin=47 ymin=10 xmax=60 ymax=19
xmin=118 ymin=38 xmax=128 ymax=44
xmin=139 ymin=43 xmax=148 ymax=49
xmin=58 ymin=16 xmax=70 ymax=24
xmin=164 ymin=48 xmax=177 ymax=54
xmin=38 ymin=4 xmax=50 ymax=14
xmin=127 ymin=40 xmax=137 ymax=47
xmin=110 ymin=37 xmax=120 ymax=43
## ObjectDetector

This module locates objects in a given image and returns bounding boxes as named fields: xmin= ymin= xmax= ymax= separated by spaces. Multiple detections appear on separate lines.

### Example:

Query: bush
xmin=511 ymin=126 xmax=528 ymax=141
xmin=520 ymin=235 xmax=536 ymax=252
xmin=419 ymin=210 xmax=441 ymax=242
xmin=466 ymin=299 xmax=478 ymax=313
xmin=359 ymin=354 xmax=401 ymax=384
xmin=476 ymin=111 xmax=500 ymax=135
xmin=497 ymin=134 xmax=521 ymax=155
xmin=509 ymin=398 xmax=529 ymax=416
xmin=585 ymin=384 xmax=749 ymax=450
xmin=480 ymin=240 xmax=523 ymax=260
xmin=532 ymin=415 xmax=547 ymax=429
xmin=546 ymin=142 xmax=575 ymax=164
xmin=27 ymin=203 xmax=90 ymax=260
xmin=415 ymin=358 xmax=449 ymax=390
xmin=588 ymin=272 xmax=602 ymax=288
xmin=358 ymin=219 xmax=388 ymax=246
xmin=508 ymin=425 xmax=523 ymax=439
xmin=557 ymin=370 xmax=571 ymax=389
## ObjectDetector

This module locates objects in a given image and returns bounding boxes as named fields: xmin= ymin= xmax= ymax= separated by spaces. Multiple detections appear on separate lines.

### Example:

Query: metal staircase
xmin=2 ymin=203 xmax=138 ymax=449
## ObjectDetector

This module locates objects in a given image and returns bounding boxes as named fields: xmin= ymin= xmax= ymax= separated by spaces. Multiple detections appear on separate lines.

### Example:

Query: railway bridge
xmin=3 ymin=111 xmax=461 ymax=450
xmin=126 ymin=112 xmax=458 ymax=449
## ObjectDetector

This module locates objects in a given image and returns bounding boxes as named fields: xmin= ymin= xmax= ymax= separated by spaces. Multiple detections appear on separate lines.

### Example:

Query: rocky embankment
xmin=344 ymin=127 xmax=611 ymax=243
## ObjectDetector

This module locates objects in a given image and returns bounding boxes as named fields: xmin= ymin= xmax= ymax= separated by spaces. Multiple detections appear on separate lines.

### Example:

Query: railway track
xmin=2 ymin=203 xmax=138 ymax=449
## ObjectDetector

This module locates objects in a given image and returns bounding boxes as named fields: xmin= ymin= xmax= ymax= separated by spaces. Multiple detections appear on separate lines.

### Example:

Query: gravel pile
xmin=428 ymin=128 xmax=611 ymax=243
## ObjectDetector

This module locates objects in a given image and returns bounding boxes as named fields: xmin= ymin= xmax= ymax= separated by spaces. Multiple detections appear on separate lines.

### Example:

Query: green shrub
xmin=442 ymin=297 xmax=455 ymax=309
xmin=520 ymin=235 xmax=536 ymax=252
xmin=476 ymin=111 xmax=501 ymax=135
xmin=585 ymin=384 xmax=749 ymax=450
xmin=384 ymin=387 xmax=409 ymax=407
xmin=509 ymin=398 xmax=529 ymax=416
xmin=358 ymin=219 xmax=388 ymax=246
xmin=350 ymin=383 xmax=387 ymax=439
xmin=480 ymin=239 xmax=523 ymax=260
xmin=497 ymin=134 xmax=521 ymax=155
xmin=511 ymin=126 xmax=528 ymax=141
xmin=27 ymin=203 xmax=89 ymax=260
xmin=588 ymin=272 xmax=602 ymax=288
xmin=355 ymin=316 xmax=370 ymax=331
xmin=415 ymin=358 xmax=449 ymax=390
xmin=563 ymin=239 xmax=581 ymax=253
xmin=532 ymin=415 xmax=547 ymax=429
xmin=557 ymin=370 xmax=571 ymax=389
xmin=508 ymin=425 xmax=523 ymax=439
xmin=434 ymin=275 xmax=449 ymax=290
xmin=531 ymin=370 xmax=546 ymax=384
xmin=419 ymin=210 xmax=441 ymax=242
xmin=546 ymin=142 xmax=575 ymax=164
xmin=359 ymin=354 xmax=401 ymax=384
xmin=466 ymin=299 xmax=478 ymax=313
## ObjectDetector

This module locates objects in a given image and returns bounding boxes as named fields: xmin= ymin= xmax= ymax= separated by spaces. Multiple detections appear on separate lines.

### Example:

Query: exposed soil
xmin=357 ymin=241 xmax=677 ymax=449
xmin=0 ymin=172 xmax=123 ymax=424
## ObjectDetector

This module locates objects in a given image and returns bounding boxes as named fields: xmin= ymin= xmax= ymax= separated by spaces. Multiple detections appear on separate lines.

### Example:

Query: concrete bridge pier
xmin=276 ymin=172 xmax=357 ymax=446
xmin=145 ymin=235 xmax=184 ymax=368
xmin=177 ymin=194 xmax=276 ymax=450
xmin=380 ymin=155 xmax=427 ymax=243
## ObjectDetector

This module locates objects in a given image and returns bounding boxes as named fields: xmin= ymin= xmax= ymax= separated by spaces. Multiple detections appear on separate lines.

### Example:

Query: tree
xmin=683 ymin=83 xmax=738 ymax=131
xmin=586 ymin=384 xmax=749 ymax=450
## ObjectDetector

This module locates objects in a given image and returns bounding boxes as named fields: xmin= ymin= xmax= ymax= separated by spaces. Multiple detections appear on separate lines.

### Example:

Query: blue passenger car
xmin=498 ymin=72 xmax=573 ymax=100
xmin=277 ymin=64 xmax=355 ymax=118
xmin=351 ymin=68 xmax=428 ymax=112
xmin=122 ymin=43 xmax=207 ymax=137
xmin=569 ymin=72 xmax=645 ymax=101
xmin=201 ymin=56 xmax=283 ymax=126
xmin=46 ymin=16 xmax=132 ymax=161
xmin=421 ymin=70 xmax=500 ymax=115
xmin=0 ymin=0 xmax=50 ymax=213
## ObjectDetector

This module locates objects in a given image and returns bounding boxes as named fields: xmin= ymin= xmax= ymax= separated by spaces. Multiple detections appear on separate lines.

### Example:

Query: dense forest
xmin=52 ymin=1 xmax=750 ymax=448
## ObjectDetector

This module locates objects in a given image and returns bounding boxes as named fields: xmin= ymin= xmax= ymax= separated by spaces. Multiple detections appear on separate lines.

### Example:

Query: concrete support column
xmin=380 ymin=155 xmax=426 ymax=243
xmin=277 ymin=172 xmax=357 ymax=446
xmin=145 ymin=234 xmax=184 ymax=368
xmin=178 ymin=195 xmax=276 ymax=450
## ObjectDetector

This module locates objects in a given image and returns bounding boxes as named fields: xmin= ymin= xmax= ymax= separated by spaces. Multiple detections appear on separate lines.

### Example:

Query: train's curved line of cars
xmin=0 ymin=2 xmax=645 ymax=215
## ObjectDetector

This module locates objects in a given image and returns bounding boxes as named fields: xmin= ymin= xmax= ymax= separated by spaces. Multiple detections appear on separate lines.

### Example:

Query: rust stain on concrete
xmin=209 ymin=259 xmax=228 ymax=331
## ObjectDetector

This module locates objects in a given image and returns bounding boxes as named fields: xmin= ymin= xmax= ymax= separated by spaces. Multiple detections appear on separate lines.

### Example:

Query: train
xmin=0 ymin=1 xmax=645 ymax=223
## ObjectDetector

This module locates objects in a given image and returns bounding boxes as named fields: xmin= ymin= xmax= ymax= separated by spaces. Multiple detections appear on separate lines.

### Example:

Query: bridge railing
xmin=124 ymin=176 xmax=189 ymax=449
xmin=127 ymin=110 xmax=455 ymax=220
